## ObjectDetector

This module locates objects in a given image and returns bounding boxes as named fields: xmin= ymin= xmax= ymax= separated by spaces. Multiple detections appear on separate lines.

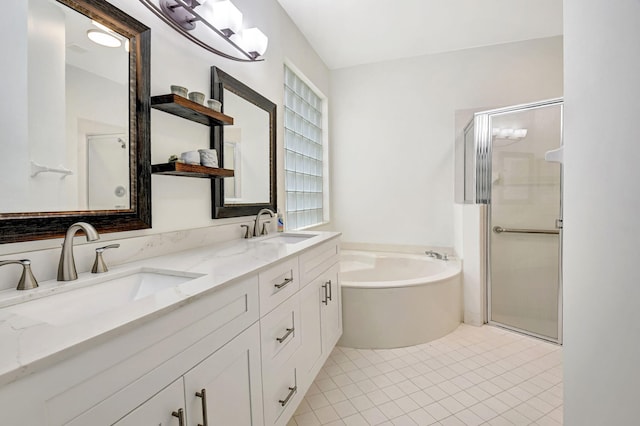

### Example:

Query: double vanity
xmin=0 ymin=230 xmax=341 ymax=426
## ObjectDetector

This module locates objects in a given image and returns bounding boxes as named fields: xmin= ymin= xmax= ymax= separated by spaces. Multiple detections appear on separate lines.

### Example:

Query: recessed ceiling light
xmin=87 ymin=29 xmax=121 ymax=48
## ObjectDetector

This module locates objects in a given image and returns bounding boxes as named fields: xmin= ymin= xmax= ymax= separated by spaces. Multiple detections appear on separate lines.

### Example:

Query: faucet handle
xmin=240 ymin=224 xmax=251 ymax=239
xmin=91 ymin=244 xmax=120 ymax=274
xmin=261 ymin=221 xmax=272 ymax=236
xmin=0 ymin=259 xmax=39 ymax=290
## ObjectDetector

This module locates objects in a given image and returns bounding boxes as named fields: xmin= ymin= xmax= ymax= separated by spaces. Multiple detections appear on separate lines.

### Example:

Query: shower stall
xmin=457 ymin=99 xmax=563 ymax=343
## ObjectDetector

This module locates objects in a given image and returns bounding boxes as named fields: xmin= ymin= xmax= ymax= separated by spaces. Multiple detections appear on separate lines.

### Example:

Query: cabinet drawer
xmin=259 ymin=257 xmax=299 ymax=315
xmin=262 ymin=364 xmax=299 ymax=426
xmin=299 ymin=239 xmax=340 ymax=288
xmin=260 ymin=294 xmax=301 ymax=369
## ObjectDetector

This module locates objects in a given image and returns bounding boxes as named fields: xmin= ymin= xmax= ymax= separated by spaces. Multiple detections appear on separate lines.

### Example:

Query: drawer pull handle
xmin=327 ymin=279 xmax=333 ymax=302
xmin=172 ymin=408 xmax=185 ymax=426
xmin=279 ymin=386 xmax=297 ymax=407
xmin=322 ymin=281 xmax=331 ymax=305
xmin=274 ymin=277 xmax=293 ymax=289
xmin=276 ymin=327 xmax=294 ymax=343
xmin=196 ymin=388 xmax=209 ymax=426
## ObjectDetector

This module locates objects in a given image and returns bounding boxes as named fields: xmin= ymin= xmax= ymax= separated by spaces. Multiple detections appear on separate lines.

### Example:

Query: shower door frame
xmin=481 ymin=98 xmax=564 ymax=345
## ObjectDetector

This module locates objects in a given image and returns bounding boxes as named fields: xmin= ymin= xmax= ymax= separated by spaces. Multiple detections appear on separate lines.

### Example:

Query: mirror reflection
xmin=1 ymin=0 xmax=130 ymax=214
xmin=222 ymin=89 xmax=270 ymax=204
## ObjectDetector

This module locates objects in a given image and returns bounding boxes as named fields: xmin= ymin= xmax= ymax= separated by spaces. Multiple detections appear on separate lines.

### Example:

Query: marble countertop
xmin=0 ymin=231 xmax=340 ymax=386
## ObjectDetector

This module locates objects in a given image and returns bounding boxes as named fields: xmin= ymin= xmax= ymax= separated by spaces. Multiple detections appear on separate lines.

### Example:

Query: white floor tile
xmin=378 ymin=400 xmax=405 ymax=419
xmin=325 ymin=389 xmax=349 ymax=405
xmin=294 ymin=325 xmax=563 ymax=426
xmin=332 ymin=399 xmax=359 ymax=418
xmin=295 ymin=411 xmax=321 ymax=426
xmin=315 ymin=405 xmax=341 ymax=424
xmin=407 ymin=408 xmax=438 ymax=426
xmin=350 ymin=394 xmax=375 ymax=412
xmin=342 ymin=413 xmax=369 ymax=426
xmin=439 ymin=396 xmax=465 ymax=414
xmin=390 ymin=414 xmax=418 ymax=425
xmin=360 ymin=406 xmax=389 ymax=425
xmin=454 ymin=408 xmax=484 ymax=426
xmin=355 ymin=379 xmax=378 ymax=395
xmin=423 ymin=402 xmax=451 ymax=421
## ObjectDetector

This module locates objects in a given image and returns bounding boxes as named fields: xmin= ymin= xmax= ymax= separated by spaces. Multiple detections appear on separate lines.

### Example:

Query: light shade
xmin=87 ymin=29 xmax=122 ymax=48
xmin=237 ymin=27 xmax=268 ymax=56
xmin=209 ymin=0 xmax=243 ymax=35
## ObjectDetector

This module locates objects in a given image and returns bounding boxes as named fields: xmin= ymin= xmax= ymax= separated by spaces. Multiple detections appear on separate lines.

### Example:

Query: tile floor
xmin=288 ymin=325 xmax=563 ymax=426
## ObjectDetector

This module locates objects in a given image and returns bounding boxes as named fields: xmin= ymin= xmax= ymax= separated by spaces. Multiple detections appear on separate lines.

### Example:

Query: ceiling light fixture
xmin=87 ymin=29 xmax=122 ymax=48
xmin=139 ymin=0 xmax=268 ymax=62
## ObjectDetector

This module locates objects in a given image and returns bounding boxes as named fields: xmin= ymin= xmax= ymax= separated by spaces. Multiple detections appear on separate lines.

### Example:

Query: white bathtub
xmin=339 ymin=250 xmax=462 ymax=349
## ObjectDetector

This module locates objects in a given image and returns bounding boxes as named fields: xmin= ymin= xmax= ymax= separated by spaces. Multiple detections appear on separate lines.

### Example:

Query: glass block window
xmin=284 ymin=65 xmax=325 ymax=230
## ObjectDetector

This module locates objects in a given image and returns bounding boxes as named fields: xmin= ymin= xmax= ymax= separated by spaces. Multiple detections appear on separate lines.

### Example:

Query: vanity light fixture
xmin=139 ymin=0 xmax=268 ymax=61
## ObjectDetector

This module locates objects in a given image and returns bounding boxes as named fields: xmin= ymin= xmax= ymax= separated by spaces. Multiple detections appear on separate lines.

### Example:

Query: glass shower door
xmin=488 ymin=103 xmax=562 ymax=342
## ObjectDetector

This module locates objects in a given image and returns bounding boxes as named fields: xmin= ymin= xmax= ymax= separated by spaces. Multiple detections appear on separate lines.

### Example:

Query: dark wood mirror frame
xmin=210 ymin=67 xmax=277 ymax=218
xmin=0 ymin=0 xmax=151 ymax=244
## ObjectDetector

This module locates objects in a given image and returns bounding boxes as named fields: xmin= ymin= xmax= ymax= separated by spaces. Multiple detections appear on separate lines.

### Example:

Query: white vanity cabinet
xmin=0 ymin=233 xmax=341 ymax=426
xmin=258 ymin=239 xmax=342 ymax=426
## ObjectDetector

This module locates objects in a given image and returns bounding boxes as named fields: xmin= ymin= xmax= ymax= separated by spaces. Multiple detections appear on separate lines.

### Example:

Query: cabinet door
xmin=298 ymin=276 xmax=324 ymax=384
xmin=113 ymin=378 xmax=185 ymax=426
xmin=321 ymin=264 xmax=342 ymax=350
xmin=184 ymin=322 xmax=264 ymax=426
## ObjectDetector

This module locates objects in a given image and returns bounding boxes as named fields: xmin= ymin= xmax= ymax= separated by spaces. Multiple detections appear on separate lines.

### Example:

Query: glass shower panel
xmin=489 ymin=104 xmax=562 ymax=341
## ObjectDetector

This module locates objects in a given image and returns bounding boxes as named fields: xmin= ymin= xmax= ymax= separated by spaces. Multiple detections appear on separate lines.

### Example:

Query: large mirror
xmin=0 ymin=0 xmax=151 ymax=243
xmin=210 ymin=67 xmax=276 ymax=218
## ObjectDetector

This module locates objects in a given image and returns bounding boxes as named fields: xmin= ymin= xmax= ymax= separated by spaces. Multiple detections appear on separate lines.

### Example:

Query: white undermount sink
xmin=259 ymin=233 xmax=317 ymax=244
xmin=3 ymin=269 xmax=202 ymax=326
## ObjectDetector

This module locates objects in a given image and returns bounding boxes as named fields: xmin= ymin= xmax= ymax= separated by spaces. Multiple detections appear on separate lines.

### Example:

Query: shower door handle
xmin=493 ymin=226 xmax=559 ymax=235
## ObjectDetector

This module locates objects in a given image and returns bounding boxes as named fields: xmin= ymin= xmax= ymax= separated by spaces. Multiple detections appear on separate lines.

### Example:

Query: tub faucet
xmin=425 ymin=250 xmax=448 ymax=261
xmin=254 ymin=208 xmax=275 ymax=237
xmin=57 ymin=222 xmax=100 ymax=281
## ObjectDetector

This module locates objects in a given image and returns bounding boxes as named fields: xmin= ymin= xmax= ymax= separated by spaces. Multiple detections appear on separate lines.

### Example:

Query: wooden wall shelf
xmin=152 ymin=162 xmax=234 ymax=178
xmin=151 ymin=94 xmax=234 ymax=126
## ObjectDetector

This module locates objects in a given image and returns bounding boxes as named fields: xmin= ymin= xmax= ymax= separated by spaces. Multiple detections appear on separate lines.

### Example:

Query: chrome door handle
xmin=274 ymin=277 xmax=293 ymax=289
xmin=276 ymin=327 xmax=294 ymax=343
xmin=172 ymin=408 xmax=185 ymax=426
xmin=196 ymin=388 xmax=209 ymax=426
xmin=278 ymin=386 xmax=297 ymax=407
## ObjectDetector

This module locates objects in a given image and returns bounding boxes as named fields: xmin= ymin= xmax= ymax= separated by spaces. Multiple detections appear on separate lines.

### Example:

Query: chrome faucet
xmin=425 ymin=250 xmax=448 ymax=261
xmin=254 ymin=209 xmax=275 ymax=237
xmin=0 ymin=259 xmax=39 ymax=290
xmin=57 ymin=222 xmax=100 ymax=281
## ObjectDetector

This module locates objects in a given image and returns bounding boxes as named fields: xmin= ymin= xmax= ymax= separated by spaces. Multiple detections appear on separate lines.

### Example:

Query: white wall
xmin=0 ymin=0 xmax=329 ymax=285
xmin=327 ymin=37 xmax=563 ymax=248
xmin=563 ymin=1 xmax=640 ymax=424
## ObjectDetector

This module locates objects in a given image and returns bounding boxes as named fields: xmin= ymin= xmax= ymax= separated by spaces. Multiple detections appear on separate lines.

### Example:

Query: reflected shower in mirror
xmin=1 ymin=0 xmax=129 ymax=213
xmin=0 ymin=0 xmax=151 ymax=243
xmin=211 ymin=67 xmax=276 ymax=218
